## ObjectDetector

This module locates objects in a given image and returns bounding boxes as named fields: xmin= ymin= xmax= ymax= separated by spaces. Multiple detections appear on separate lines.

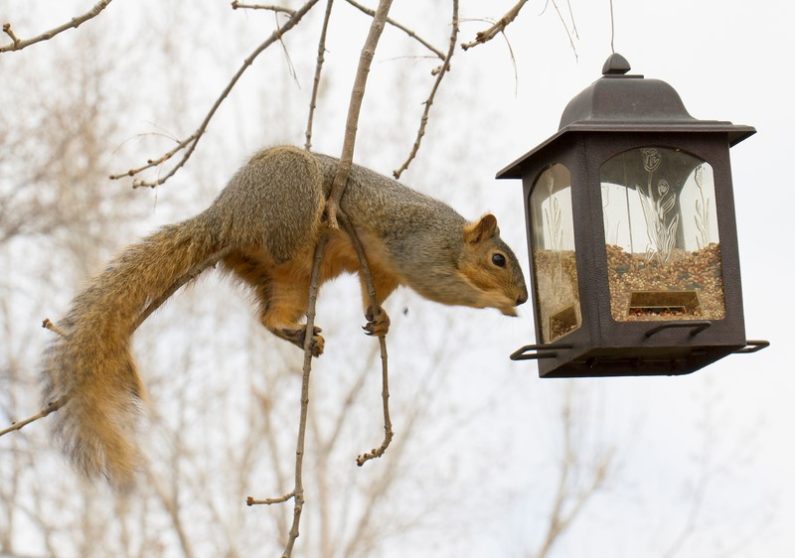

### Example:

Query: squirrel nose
xmin=516 ymin=292 xmax=528 ymax=305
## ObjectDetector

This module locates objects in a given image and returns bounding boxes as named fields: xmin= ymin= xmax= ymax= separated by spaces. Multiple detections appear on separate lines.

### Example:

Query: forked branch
xmin=110 ymin=0 xmax=321 ymax=189
xmin=246 ymin=233 xmax=330 ymax=558
xmin=343 ymin=0 xmax=445 ymax=63
xmin=325 ymin=0 xmax=394 ymax=229
xmin=460 ymin=0 xmax=529 ymax=51
xmin=337 ymin=214 xmax=393 ymax=465
xmin=230 ymin=1 xmax=296 ymax=15
xmin=1 ymin=0 xmax=114 ymax=54
xmin=393 ymin=0 xmax=459 ymax=180
xmin=305 ymin=0 xmax=336 ymax=151
xmin=0 ymin=320 xmax=70 ymax=438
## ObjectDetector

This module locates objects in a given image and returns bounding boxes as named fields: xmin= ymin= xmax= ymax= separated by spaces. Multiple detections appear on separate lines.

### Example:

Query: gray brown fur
xmin=42 ymin=146 xmax=527 ymax=488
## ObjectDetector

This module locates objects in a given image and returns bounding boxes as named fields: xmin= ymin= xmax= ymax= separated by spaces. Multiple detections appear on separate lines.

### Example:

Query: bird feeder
xmin=498 ymin=53 xmax=768 ymax=377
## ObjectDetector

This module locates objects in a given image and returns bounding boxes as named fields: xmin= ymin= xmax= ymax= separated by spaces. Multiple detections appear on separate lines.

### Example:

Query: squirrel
xmin=41 ymin=145 xmax=528 ymax=489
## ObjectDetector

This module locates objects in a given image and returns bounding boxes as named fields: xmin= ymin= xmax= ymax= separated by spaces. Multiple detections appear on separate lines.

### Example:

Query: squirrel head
xmin=457 ymin=214 xmax=528 ymax=316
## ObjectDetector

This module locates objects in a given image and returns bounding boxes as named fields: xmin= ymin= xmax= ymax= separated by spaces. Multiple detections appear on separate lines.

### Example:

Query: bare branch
xmin=247 ymin=492 xmax=295 ymax=506
xmin=549 ymin=0 xmax=578 ymax=60
xmin=281 ymin=233 xmax=329 ymax=558
xmin=230 ymin=1 xmax=296 ymax=16
xmin=344 ymin=0 xmax=446 ymax=62
xmin=111 ymin=0 xmax=321 ymax=189
xmin=0 ymin=319 xmax=71 ymax=438
xmin=325 ymin=0 xmax=394 ymax=229
xmin=143 ymin=464 xmax=196 ymax=558
xmin=534 ymin=389 xmax=613 ymax=558
xmin=246 ymin=232 xmax=329 ymax=557
xmin=0 ymin=396 xmax=68 ymax=438
xmin=392 ymin=0 xmax=459 ymax=180
xmin=337 ymin=214 xmax=393 ymax=466
xmin=305 ymin=0 xmax=336 ymax=151
xmin=0 ymin=0 xmax=114 ymax=54
xmin=460 ymin=0 xmax=529 ymax=51
xmin=41 ymin=318 xmax=68 ymax=339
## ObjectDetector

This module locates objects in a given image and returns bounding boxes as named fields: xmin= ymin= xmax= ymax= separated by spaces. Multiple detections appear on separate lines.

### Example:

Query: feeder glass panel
xmin=530 ymin=164 xmax=581 ymax=342
xmin=600 ymin=147 xmax=726 ymax=322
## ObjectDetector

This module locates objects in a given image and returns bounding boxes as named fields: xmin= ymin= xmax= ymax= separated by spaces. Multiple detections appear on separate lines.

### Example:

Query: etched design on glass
xmin=693 ymin=165 xmax=712 ymax=248
xmin=638 ymin=148 xmax=679 ymax=264
xmin=530 ymin=164 xmax=581 ymax=342
xmin=600 ymin=147 xmax=726 ymax=322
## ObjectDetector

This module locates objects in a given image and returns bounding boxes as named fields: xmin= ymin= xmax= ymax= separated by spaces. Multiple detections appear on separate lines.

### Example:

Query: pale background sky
xmin=1 ymin=1 xmax=793 ymax=556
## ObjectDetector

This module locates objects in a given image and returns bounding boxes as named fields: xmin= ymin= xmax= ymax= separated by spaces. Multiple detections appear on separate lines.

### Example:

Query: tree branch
xmin=1 ymin=0 xmax=114 ymax=54
xmin=110 ymin=0 xmax=321 ymax=189
xmin=230 ymin=1 xmax=296 ymax=16
xmin=460 ymin=0 xmax=529 ymax=51
xmin=325 ymin=0 xmax=394 ymax=229
xmin=392 ymin=0 xmax=459 ymax=179
xmin=246 ymin=233 xmax=329 ymax=558
xmin=305 ymin=0 xmax=336 ymax=151
xmin=0 ymin=395 xmax=67 ymax=438
xmin=0 ymin=319 xmax=71 ymax=438
xmin=337 ymin=214 xmax=393 ymax=466
xmin=343 ymin=0 xmax=446 ymax=62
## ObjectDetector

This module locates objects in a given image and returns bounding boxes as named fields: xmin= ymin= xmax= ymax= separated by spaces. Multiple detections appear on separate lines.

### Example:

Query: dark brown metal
xmin=733 ymin=340 xmax=770 ymax=354
xmin=497 ymin=55 xmax=755 ymax=180
xmin=510 ymin=343 xmax=573 ymax=361
xmin=498 ymin=53 xmax=768 ymax=378
xmin=644 ymin=321 xmax=711 ymax=338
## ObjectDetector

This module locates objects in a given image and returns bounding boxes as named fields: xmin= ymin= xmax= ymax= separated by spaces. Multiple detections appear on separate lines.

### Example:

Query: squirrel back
xmin=42 ymin=146 xmax=527 ymax=488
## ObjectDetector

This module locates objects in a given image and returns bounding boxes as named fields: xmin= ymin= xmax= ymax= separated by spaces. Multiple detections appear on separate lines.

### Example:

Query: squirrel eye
xmin=492 ymin=253 xmax=506 ymax=267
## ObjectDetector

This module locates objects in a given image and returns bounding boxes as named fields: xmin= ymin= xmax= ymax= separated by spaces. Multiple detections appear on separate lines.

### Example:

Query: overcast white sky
xmin=478 ymin=1 xmax=795 ymax=555
xmin=2 ymin=0 xmax=793 ymax=556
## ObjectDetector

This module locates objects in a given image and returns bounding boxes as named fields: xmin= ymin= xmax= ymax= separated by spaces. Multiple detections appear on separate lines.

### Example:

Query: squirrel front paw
xmin=363 ymin=306 xmax=390 ymax=337
xmin=280 ymin=325 xmax=325 ymax=357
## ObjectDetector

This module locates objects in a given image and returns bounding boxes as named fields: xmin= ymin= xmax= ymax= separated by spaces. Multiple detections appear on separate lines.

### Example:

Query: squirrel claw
xmin=363 ymin=306 xmax=390 ymax=337
xmin=280 ymin=325 xmax=325 ymax=357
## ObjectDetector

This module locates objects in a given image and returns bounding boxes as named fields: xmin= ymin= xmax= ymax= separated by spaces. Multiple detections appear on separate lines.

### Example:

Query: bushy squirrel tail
xmin=41 ymin=213 xmax=220 ymax=489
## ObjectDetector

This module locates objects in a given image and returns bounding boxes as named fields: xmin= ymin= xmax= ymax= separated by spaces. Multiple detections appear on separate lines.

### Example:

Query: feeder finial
xmin=602 ymin=52 xmax=631 ymax=76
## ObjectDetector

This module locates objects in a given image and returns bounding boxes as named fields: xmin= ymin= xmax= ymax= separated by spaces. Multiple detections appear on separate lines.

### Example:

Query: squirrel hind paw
xmin=363 ymin=306 xmax=390 ymax=337
xmin=278 ymin=325 xmax=325 ymax=357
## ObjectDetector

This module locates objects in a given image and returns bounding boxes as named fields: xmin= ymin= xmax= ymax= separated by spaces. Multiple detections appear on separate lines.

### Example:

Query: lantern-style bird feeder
xmin=499 ymin=53 xmax=768 ymax=377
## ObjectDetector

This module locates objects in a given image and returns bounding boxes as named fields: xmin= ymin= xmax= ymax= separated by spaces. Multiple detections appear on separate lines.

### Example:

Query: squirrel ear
xmin=464 ymin=213 xmax=499 ymax=244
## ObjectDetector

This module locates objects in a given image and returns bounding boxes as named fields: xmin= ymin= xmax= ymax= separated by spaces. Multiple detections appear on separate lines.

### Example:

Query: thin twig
xmin=0 ymin=320 xmax=70 ymax=436
xmin=534 ymin=389 xmax=613 ymax=558
xmin=550 ymin=0 xmax=578 ymax=60
xmin=325 ymin=0 xmax=394 ymax=229
xmin=305 ymin=0 xmax=336 ymax=151
xmin=0 ymin=395 xmax=68 ymax=438
xmin=393 ymin=0 xmax=459 ymax=180
xmin=231 ymin=1 xmax=296 ymax=15
xmin=1 ymin=248 xmax=230 ymax=441
xmin=337 ymin=214 xmax=393 ymax=465
xmin=343 ymin=0 xmax=445 ymax=62
xmin=247 ymin=492 xmax=295 ymax=506
xmin=0 ymin=0 xmax=114 ymax=54
xmin=247 ymin=234 xmax=330 ymax=555
xmin=460 ymin=0 xmax=529 ymax=51
xmin=281 ymin=232 xmax=329 ymax=558
xmin=41 ymin=318 xmax=68 ymax=339
xmin=111 ymin=0 xmax=321 ymax=189
xmin=108 ymin=133 xmax=199 ymax=181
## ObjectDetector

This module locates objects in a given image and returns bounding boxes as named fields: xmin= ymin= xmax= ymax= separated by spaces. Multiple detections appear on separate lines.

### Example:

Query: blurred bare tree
xmin=0 ymin=1 xmax=770 ymax=557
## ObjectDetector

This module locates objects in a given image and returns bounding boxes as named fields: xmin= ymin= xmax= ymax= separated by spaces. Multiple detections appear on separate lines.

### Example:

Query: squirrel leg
xmin=224 ymin=251 xmax=325 ymax=356
xmin=259 ymin=277 xmax=325 ymax=357
xmin=360 ymin=270 xmax=399 ymax=337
